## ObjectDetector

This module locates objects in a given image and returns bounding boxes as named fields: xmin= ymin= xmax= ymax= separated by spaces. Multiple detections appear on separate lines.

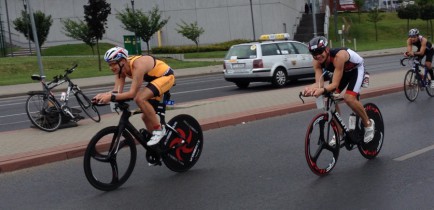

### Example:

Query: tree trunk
xmin=375 ymin=23 xmax=378 ymax=41
xmin=146 ymin=41 xmax=150 ymax=54
xmin=96 ymin=40 xmax=101 ymax=71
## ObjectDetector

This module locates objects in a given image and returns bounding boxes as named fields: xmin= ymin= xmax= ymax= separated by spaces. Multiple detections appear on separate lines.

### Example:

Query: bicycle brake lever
xmin=299 ymin=92 xmax=305 ymax=104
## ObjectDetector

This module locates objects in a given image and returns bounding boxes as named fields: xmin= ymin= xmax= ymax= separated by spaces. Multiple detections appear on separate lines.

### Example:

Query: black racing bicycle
xmin=25 ymin=64 xmax=100 ymax=132
xmin=300 ymin=82 xmax=384 ymax=176
xmin=83 ymin=92 xmax=203 ymax=191
xmin=401 ymin=56 xmax=434 ymax=101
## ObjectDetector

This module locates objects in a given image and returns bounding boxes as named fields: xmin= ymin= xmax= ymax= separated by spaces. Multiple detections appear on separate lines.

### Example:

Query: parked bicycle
xmin=299 ymin=74 xmax=384 ymax=176
xmin=83 ymin=92 xmax=203 ymax=191
xmin=401 ymin=56 xmax=434 ymax=102
xmin=25 ymin=64 xmax=100 ymax=132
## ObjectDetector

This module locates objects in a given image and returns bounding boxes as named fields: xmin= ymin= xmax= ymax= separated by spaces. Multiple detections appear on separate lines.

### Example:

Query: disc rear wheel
xmin=162 ymin=114 xmax=203 ymax=172
xmin=358 ymin=103 xmax=384 ymax=159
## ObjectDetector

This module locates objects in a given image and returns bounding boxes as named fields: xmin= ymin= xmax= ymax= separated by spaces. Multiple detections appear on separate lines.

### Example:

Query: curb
xmin=0 ymin=84 xmax=402 ymax=173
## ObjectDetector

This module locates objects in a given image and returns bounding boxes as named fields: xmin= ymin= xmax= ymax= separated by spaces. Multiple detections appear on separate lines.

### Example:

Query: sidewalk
xmin=0 ymin=47 xmax=406 ymax=173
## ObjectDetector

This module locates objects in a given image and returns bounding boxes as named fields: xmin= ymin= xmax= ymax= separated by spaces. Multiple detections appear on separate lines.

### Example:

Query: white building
xmin=0 ymin=0 xmax=309 ymax=49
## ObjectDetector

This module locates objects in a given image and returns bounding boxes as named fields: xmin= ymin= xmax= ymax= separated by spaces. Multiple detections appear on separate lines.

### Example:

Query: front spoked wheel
xmin=358 ymin=103 xmax=384 ymax=159
xmin=25 ymin=94 xmax=62 ymax=132
xmin=162 ymin=114 xmax=203 ymax=172
xmin=305 ymin=113 xmax=339 ymax=176
xmin=75 ymin=91 xmax=100 ymax=122
xmin=83 ymin=126 xmax=137 ymax=191
xmin=404 ymin=69 xmax=419 ymax=102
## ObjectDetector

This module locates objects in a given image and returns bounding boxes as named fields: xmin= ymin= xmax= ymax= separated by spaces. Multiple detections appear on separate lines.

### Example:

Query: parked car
xmin=223 ymin=33 xmax=314 ymax=88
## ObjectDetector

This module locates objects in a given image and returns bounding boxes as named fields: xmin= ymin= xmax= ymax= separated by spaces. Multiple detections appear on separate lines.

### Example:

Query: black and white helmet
xmin=408 ymin=28 xmax=419 ymax=37
xmin=308 ymin=36 xmax=328 ymax=55
xmin=104 ymin=47 xmax=128 ymax=62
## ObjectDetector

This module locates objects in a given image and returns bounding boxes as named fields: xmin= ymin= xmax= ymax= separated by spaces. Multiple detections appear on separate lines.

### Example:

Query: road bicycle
xmin=83 ymin=92 xmax=203 ymax=191
xmin=401 ymin=56 xmax=434 ymax=102
xmin=299 ymin=76 xmax=384 ymax=176
xmin=25 ymin=64 xmax=100 ymax=132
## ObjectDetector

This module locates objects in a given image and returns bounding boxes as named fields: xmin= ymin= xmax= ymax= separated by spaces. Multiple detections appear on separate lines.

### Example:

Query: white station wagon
xmin=223 ymin=33 xmax=314 ymax=88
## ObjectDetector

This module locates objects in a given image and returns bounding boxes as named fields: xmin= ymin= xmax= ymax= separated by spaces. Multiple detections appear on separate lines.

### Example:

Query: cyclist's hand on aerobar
xmin=93 ymin=92 xmax=111 ymax=104
xmin=303 ymin=87 xmax=324 ymax=97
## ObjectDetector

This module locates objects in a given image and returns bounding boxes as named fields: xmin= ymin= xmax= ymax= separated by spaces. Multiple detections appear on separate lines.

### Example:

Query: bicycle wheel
xmin=403 ymin=69 xmax=419 ymax=102
xmin=425 ymin=78 xmax=434 ymax=97
xmin=305 ymin=113 xmax=340 ymax=176
xmin=83 ymin=126 xmax=137 ymax=191
xmin=162 ymin=114 xmax=203 ymax=172
xmin=25 ymin=94 xmax=62 ymax=132
xmin=358 ymin=103 xmax=384 ymax=159
xmin=75 ymin=91 xmax=100 ymax=122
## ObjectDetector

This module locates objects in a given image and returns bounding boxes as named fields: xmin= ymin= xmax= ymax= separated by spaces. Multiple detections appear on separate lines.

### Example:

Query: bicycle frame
xmin=106 ymin=95 xmax=188 ymax=159
xmin=401 ymin=57 xmax=431 ymax=87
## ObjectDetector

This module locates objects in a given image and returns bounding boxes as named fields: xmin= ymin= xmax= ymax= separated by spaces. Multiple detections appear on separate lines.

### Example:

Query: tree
xmin=176 ymin=20 xmax=204 ymax=51
xmin=354 ymin=0 xmax=365 ymax=23
xmin=397 ymin=4 xmax=419 ymax=31
xmin=420 ymin=4 xmax=434 ymax=40
xmin=366 ymin=7 xmax=384 ymax=41
xmin=117 ymin=6 xmax=169 ymax=53
xmin=13 ymin=10 xmax=52 ymax=49
xmin=61 ymin=19 xmax=96 ymax=54
xmin=84 ymin=0 xmax=111 ymax=71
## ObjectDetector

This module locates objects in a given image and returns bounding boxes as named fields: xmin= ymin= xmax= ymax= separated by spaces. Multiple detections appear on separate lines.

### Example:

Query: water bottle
xmin=60 ymin=92 xmax=66 ymax=101
xmin=362 ymin=72 xmax=370 ymax=88
xmin=348 ymin=113 xmax=356 ymax=130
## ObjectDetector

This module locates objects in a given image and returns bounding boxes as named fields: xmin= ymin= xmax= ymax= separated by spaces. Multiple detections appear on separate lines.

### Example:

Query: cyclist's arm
xmin=113 ymin=75 xmax=125 ymax=93
xmin=415 ymin=38 xmax=427 ymax=56
xmin=304 ymin=60 xmax=324 ymax=95
xmin=327 ymin=50 xmax=347 ymax=92
xmin=114 ymin=58 xmax=151 ymax=101
xmin=406 ymin=38 xmax=414 ymax=56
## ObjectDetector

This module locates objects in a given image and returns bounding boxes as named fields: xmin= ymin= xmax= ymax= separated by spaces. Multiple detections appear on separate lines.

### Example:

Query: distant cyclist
xmin=406 ymin=28 xmax=434 ymax=88
xmin=303 ymin=36 xmax=375 ymax=145
xmin=93 ymin=47 xmax=175 ymax=146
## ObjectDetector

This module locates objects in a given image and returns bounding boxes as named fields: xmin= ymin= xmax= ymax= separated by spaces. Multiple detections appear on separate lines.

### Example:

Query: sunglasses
xmin=409 ymin=35 xmax=418 ymax=38
xmin=310 ymin=48 xmax=325 ymax=56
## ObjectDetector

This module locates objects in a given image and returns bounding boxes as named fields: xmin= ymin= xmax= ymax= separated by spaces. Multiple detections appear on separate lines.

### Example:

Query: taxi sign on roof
xmin=259 ymin=33 xmax=290 ymax=41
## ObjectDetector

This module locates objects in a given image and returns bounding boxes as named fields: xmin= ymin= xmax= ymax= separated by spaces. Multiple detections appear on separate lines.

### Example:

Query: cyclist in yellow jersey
xmin=93 ymin=47 xmax=175 ymax=146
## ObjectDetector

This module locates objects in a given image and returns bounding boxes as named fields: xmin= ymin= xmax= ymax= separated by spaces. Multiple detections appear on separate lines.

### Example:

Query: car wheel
xmin=272 ymin=68 xmax=287 ymax=88
xmin=235 ymin=81 xmax=250 ymax=89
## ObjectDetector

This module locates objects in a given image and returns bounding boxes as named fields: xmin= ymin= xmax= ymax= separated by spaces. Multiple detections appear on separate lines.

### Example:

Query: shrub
xmin=152 ymin=39 xmax=251 ymax=54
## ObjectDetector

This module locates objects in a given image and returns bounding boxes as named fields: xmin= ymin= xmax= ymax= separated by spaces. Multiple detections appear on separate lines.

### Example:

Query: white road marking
xmin=394 ymin=144 xmax=434 ymax=161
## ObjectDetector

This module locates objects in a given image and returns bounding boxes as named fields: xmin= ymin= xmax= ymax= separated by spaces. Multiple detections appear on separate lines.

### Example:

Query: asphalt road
xmin=1 ymin=91 xmax=433 ymax=209
xmin=0 ymin=54 xmax=404 ymax=132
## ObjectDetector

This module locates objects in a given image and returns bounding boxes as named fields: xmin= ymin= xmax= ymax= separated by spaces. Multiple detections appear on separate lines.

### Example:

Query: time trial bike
xmin=83 ymin=92 xmax=203 ymax=191
xmin=401 ymin=56 xmax=434 ymax=102
xmin=25 ymin=64 xmax=100 ymax=132
xmin=299 ymin=74 xmax=384 ymax=176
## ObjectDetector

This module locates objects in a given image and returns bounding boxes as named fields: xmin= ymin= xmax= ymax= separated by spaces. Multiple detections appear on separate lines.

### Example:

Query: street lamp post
xmin=4 ymin=0 xmax=13 ymax=57
xmin=131 ymin=0 xmax=139 ymax=55
xmin=249 ymin=0 xmax=256 ymax=40
xmin=26 ymin=0 xmax=45 ymax=79
xmin=23 ymin=0 xmax=32 ymax=55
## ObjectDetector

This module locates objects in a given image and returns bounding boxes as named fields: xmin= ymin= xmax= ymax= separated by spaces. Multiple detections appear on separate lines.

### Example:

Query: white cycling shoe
xmin=147 ymin=126 xmax=166 ymax=146
xmin=363 ymin=119 xmax=375 ymax=143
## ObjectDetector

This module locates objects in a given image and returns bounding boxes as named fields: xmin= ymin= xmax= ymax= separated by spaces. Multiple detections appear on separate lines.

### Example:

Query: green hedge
xmin=152 ymin=39 xmax=251 ymax=54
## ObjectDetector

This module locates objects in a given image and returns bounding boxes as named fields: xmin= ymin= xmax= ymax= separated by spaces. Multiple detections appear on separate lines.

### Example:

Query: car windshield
xmin=225 ymin=45 xmax=257 ymax=59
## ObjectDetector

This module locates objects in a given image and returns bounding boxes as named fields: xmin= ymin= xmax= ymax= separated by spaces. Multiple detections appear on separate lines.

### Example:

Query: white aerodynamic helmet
xmin=104 ymin=46 xmax=129 ymax=62
xmin=408 ymin=28 xmax=419 ymax=37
